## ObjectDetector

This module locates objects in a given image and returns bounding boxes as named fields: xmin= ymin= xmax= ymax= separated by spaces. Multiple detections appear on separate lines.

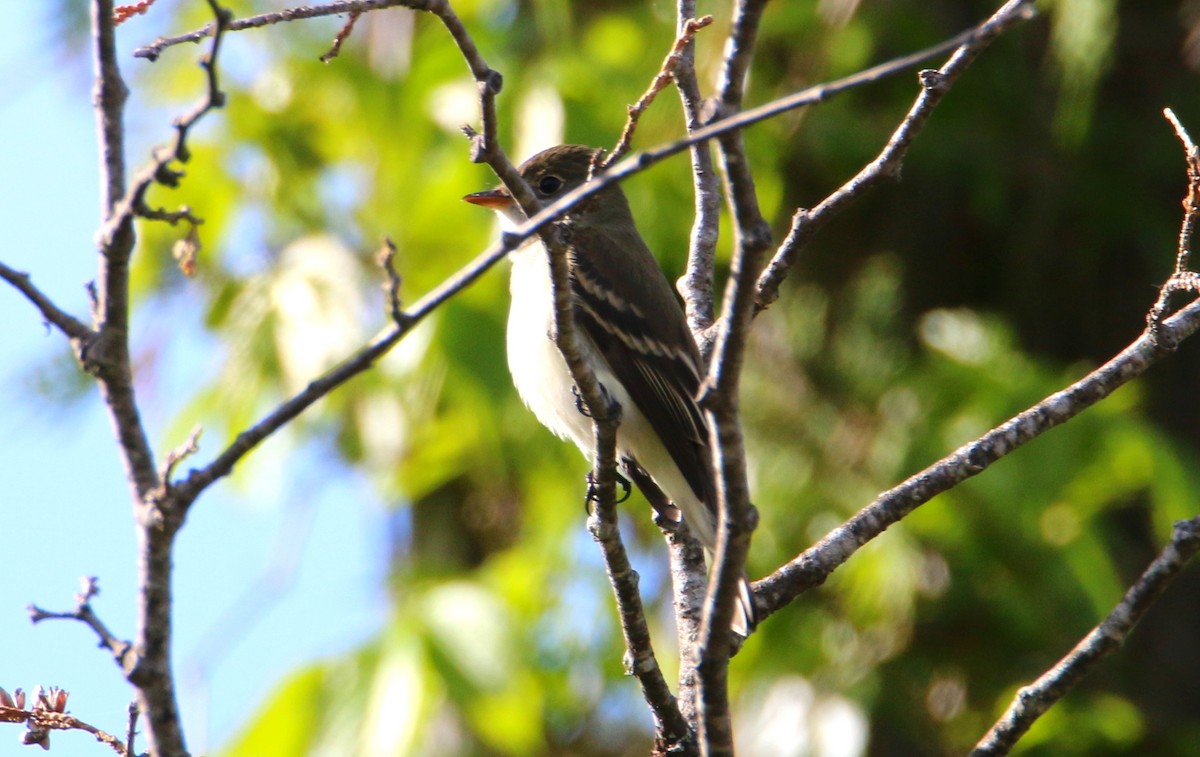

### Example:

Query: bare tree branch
xmin=0 ymin=695 xmax=131 ymax=756
xmin=755 ymin=0 xmax=1039 ymax=311
xmin=80 ymin=0 xmax=231 ymax=753
xmin=28 ymin=577 xmax=139 ymax=677
xmin=376 ymin=236 xmax=405 ymax=327
xmin=134 ymin=0 xmax=419 ymax=61
xmin=671 ymin=1 xmax=722 ymax=353
xmin=970 ymin=515 xmax=1200 ymax=757
xmin=536 ymin=196 xmax=681 ymax=744
xmin=963 ymin=113 xmax=1200 ymax=755
xmin=664 ymin=516 xmax=709 ymax=726
xmin=587 ymin=425 xmax=693 ymax=754
xmin=13 ymin=4 xmax=1046 ymax=755
xmin=125 ymin=700 xmax=140 ymax=757
xmin=753 ymin=294 xmax=1200 ymax=620
xmin=0 ymin=261 xmax=93 ymax=341
xmin=600 ymin=15 xmax=714 ymax=172
xmin=318 ymin=9 xmax=361 ymax=62
xmin=694 ymin=0 xmax=771 ymax=750
xmin=756 ymin=108 xmax=1200 ymax=621
xmin=1147 ymin=108 xmax=1200 ymax=339
xmin=167 ymin=0 xmax=1022 ymax=510
xmin=666 ymin=3 xmax=722 ymax=720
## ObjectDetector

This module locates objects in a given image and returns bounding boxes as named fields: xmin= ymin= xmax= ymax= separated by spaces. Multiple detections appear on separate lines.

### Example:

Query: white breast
xmin=504 ymin=241 xmax=715 ymax=549
xmin=506 ymin=241 xmax=614 ymax=453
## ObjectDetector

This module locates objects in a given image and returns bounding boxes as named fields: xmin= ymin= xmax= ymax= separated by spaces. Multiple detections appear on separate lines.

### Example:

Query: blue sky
xmin=0 ymin=6 xmax=389 ymax=754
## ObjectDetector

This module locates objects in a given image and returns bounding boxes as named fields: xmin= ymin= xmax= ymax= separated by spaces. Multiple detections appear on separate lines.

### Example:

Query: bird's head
xmin=463 ymin=144 xmax=633 ymax=229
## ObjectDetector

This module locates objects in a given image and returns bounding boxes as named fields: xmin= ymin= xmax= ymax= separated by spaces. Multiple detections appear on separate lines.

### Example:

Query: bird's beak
xmin=462 ymin=187 xmax=514 ymax=209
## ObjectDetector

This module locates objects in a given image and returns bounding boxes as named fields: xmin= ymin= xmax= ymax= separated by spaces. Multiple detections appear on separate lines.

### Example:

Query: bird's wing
xmin=565 ymin=225 xmax=718 ymax=515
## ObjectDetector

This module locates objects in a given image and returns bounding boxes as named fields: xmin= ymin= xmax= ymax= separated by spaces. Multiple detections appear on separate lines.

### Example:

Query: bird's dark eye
xmin=537 ymin=175 xmax=563 ymax=195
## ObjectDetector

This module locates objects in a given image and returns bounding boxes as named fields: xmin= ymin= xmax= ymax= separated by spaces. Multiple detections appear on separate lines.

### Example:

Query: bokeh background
xmin=3 ymin=1 xmax=1200 ymax=755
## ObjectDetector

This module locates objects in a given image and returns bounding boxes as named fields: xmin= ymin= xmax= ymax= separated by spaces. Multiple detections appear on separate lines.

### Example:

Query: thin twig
xmin=28 ymin=577 xmax=140 ymax=678
xmin=96 ymin=0 xmax=229 ymax=260
xmin=755 ymin=0 xmax=1039 ymax=311
xmin=0 ymin=705 xmax=131 ymax=756
xmin=600 ymin=15 xmax=714 ymax=172
xmin=319 ymin=10 xmax=361 ymax=62
xmin=160 ymin=426 xmax=202 ymax=484
xmin=1147 ymin=109 xmax=1200 ymax=340
xmin=125 ymin=700 xmax=139 ymax=757
xmin=134 ymin=0 xmax=420 ymax=61
xmin=970 ymin=516 xmax=1200 ymax=756
xmin=376 ymin=236 xmax=406 ymax=327
xmin=114 ymin=0 xmax=157 ymax=26
xmin=0 ymin=261 xmax=94 ymax=341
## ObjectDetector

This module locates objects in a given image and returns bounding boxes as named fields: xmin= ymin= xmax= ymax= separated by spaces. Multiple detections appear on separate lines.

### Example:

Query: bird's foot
xmin=584 ymin=469 xmax=632 ymax=513
xmin=571 ymin=381 xmax=616 ymax=419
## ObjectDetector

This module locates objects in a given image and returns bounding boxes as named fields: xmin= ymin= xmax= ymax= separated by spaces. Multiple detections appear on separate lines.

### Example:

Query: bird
xmin=464 ymin=144 xmax=755 ymax=636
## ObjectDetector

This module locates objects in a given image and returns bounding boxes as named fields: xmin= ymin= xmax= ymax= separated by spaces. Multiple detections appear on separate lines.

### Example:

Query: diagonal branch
xmin=1 ymin=696 xmax=131 ymax=756
xmin=753 ymin=295 xmax=1200 ymax=620
xmin=0 ymin=261 xmax=93 ymax=341
xmin=28 ymin=577 xmax=138 ymax=678
xmin=136 ymin=0 xmax=1033 ymax=225
xmin=134 ymin=0 xmax=420 ymax=61
xmin=167 ymin=0 xmax=1033 ymax=511
xmin=755 ymin=110 xmax=1200 ymax=620
xmin=172 ymin=0 xmax=525 ymax=509
xmin=174 ymin=324 xmax=405 ymax=505
xmin=970 ymin=516 xmax=1200 ymax=757
xmin=600 ymin=15 xmax=714 ymax=171
xmin=755 ymin=0 xmax=1038 ymax=311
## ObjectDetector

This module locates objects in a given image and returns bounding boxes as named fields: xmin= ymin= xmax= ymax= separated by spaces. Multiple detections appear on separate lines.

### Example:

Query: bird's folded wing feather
xmin=565 ymin=225 xmax=718 ymax=515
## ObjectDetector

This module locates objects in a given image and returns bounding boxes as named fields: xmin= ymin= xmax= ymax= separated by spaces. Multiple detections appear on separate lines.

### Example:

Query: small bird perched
xmin=464 ymin=144 xmax=755 ymax=636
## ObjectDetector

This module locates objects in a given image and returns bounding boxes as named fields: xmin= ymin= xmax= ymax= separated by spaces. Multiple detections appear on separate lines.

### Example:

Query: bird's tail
xmin=733 ymin=575 xmax=757 ymax=637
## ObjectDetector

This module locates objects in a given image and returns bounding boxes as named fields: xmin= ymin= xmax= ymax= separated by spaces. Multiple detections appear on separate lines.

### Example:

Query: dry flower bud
xmin=22 ymin=726 xmax=50 ymax=750
xmin=0 ymin=687 xmax=14 ymax=709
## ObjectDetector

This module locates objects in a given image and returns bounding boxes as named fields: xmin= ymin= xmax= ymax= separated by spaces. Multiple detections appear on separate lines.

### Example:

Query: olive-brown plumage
xmin=465 ymin=145 xmax=755 ymax=635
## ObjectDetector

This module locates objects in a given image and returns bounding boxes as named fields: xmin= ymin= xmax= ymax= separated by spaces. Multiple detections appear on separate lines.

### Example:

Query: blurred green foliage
xmin=58 ymin=0 xmax=1200 ymax=754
